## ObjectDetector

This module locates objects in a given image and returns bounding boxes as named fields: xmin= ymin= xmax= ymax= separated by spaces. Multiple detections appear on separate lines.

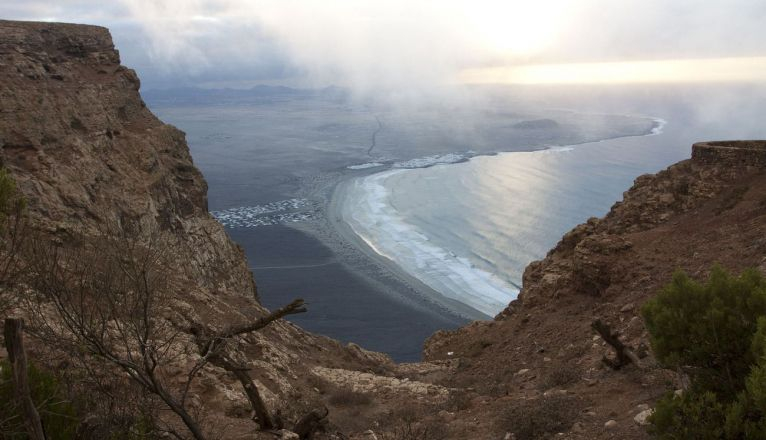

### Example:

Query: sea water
xmin=151 ymin=84 xmax=766 ymax=358
xmin=339 ymin=97 xmax=766 ymax=317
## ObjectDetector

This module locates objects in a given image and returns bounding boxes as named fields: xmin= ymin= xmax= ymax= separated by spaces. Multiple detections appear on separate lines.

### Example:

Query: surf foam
xmin=340 ymin=170 xmax=516 ymax=317
xmin=212 ymin=198 xmax=316 ymax=228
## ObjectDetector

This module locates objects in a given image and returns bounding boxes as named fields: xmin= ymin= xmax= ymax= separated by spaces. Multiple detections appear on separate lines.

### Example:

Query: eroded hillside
xmin=2 ymin=18 xmax=766 ymax=440
xmin=0 ymin=20 xmax=403 ymax=439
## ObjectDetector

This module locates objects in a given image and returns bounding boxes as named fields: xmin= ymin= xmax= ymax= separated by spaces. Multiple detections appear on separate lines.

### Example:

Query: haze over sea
xmin=148 ymin=83 xmax=766 ymax=360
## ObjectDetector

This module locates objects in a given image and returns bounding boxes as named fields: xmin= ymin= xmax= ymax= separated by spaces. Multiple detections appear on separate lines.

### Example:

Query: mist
xmin=2 ymin=0 xmax=766 ymax=99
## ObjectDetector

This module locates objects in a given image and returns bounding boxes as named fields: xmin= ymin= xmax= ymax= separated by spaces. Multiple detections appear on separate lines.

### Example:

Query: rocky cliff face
xmin=0 ymin=20 xmax=251 ymax=295
xmin=0 ymin=20 xmax=401 ymax=439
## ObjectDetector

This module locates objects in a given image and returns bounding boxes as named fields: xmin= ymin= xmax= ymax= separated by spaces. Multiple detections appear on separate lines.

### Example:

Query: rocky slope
xmin=0 ymin=20 xmax=409 ymax=439
xmin=3 ymin=18 xmax=766 ymax=440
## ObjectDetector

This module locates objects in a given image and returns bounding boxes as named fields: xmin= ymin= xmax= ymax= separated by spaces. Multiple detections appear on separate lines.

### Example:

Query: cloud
xmin=2 ymin=0 xmax=766 ymax=93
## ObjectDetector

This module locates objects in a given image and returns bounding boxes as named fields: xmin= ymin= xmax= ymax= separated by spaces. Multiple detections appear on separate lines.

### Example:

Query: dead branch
xmin=22 ymin=228 xmax=208 ymax=440
xmin=190 ymin=299 xmax=307 ymax=431
xmin=219 ymin=358 xmax=275 ymax=430
xmin=4 ymin=318 xmax=46 ymax=440
xmin=592 ymin=319 xmax=643 ymax=370
xmin=216 ymin=299 xmax=307 ymax=340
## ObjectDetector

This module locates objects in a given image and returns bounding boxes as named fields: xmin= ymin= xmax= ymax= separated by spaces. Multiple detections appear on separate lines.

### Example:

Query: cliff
xmin=3 ymin=18 xmax=766 ymax=440
xmin=0 ymin=20 xmax=399 ymax=439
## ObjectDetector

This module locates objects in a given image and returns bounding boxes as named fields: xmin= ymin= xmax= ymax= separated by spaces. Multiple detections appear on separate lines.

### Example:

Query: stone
xmin=604 ymin=420 xmax=618 ymax=429
xmin=438 ymin=410 xmax=455 ymax=421
xmin=311 ymin=366 xmax=449 ymax=402
xmin=620 ymin=303 xmax=635 ymax=312
xmin=278 ymin=430 xmax=300 ymax=440
xmin=634 ymin=409 xmax=653 ymax=426
xmin=543 ymin=389 xmax=568 ymax=397
xmin=363 ymin=430 xmax=378 ymax=440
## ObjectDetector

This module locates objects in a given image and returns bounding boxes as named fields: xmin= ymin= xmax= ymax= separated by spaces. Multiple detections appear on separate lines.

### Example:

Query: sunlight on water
xmin=341 ymin=124 xmax=694 ymax=316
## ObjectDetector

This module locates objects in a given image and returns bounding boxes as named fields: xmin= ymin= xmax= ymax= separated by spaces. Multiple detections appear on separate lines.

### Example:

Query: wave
xmin=649 ymin=117 xmax=668 ymax=135
xmin=392 ymin=152 xmax=473 ymax=169
xmin=340 ymin=171 xmax=516 ymax=316
xmin=212 ymin=198 xmax=316 ymax=228
xmin=336 ymin=114 xmax=668 ymax=316
xmin=347 ymin=162 xmax=385 ymax=170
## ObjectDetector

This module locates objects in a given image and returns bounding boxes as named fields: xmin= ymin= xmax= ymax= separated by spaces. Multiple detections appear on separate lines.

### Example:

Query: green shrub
xmin=642 ymin=267 xmax=766 ymax=438
xmin=642 ymin=266 xmax=766 ymax=399
xmin=648 ymin=391 xmax=727 ymax=440
xmin=0 ymin=360 xmax=79 ymax=440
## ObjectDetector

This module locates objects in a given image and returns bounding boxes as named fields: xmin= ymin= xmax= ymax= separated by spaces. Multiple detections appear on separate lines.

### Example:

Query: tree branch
xmin=592 ymin=319 xmax=643 ymax=370
xmin=216 ymin=299 xmax=307 ymax=340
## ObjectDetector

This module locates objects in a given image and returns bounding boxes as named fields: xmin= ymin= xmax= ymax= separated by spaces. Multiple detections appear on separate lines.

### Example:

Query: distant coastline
xmin=330 ymin=116 xmax=667 ymax=318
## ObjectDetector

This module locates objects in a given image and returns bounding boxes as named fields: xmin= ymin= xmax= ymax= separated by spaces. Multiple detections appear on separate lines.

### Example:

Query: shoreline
xmin=323 ymin=115 xmax=667 ymax=319
xmin=344 ymin=115 xmax=666 ymax=172
xmin=325 ymin=175 xmax=491 ymax=321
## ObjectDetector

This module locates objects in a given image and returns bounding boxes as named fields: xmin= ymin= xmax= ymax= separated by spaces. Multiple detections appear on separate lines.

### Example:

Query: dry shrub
xmin=379 ymin=403 xmax=447 ymax=440
xmin=328 ymin=388 xmax=373 ymax=407
xmin=446 ymin=389 xmax=472 ymax=411
xmin=497 ymin=395 xmax=579 ymax=440
xmin=0 ymin=167 xmax=28 ymax=316
xmin=539 ymin=366 xmax=581 ymax=390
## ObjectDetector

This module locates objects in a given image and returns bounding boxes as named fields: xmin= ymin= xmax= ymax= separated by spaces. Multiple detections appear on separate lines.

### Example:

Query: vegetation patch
xmin=642 ymin=266 xmax=766 ymax=438
xmin=539 ymin=366 xmax=581 ymax=390
xmin=0 ymin=361 xmax=79 ymax=440
xmin=496 ymin=394 xmax=579 ymax=440
xmin=327 ymin=388 xmax=373 ymax=407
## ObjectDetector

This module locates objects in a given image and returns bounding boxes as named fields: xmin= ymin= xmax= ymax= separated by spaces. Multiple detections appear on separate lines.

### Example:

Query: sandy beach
xmin=327 ymin=174 xmax=492 ymax=321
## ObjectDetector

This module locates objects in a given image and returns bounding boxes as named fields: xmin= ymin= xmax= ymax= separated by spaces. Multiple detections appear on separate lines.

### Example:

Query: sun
xmin=464 ymin=0 xmax=567 ymax=56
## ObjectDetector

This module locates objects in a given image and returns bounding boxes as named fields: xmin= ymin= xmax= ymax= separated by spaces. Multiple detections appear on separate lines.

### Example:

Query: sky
xmin=2 ymin=0 xmax=766 ymax=93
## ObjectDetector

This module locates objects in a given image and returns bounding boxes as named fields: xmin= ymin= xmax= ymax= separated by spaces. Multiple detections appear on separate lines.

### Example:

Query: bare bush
xmin=379 ymin=403 xmax=447 ymax=440
xmin=497 ymin=395 xmax=579 ymax=440
xmin=0 ymin=167 xmax=28 ymax=317
xmin=22 ymin=226 xmax=209 ymax=439
xmin=539 ymin=366 xmax=581 ymax=390
xmin=327 ymin=388 xmax=373 ymax=407
xmin=17 ymin=222 xmax=315 ymax=439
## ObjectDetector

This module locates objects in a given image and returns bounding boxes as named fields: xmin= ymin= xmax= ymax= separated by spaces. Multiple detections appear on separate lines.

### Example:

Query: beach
xmin=328 ymin=118 xmax=677 ymax=319
xmin=148 ymin=83 xmax=766 ymax=361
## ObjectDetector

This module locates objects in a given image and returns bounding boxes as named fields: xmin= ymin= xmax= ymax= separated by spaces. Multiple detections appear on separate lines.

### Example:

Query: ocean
xmin=339 ymin=120 xmax=677 ymax=317
xmin=148 ymin=84 xmax=766 ymax=360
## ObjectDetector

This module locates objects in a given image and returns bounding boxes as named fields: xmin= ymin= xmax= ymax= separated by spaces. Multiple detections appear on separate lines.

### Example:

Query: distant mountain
xmin=141 ymin=84 xmax=349 ymax=105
